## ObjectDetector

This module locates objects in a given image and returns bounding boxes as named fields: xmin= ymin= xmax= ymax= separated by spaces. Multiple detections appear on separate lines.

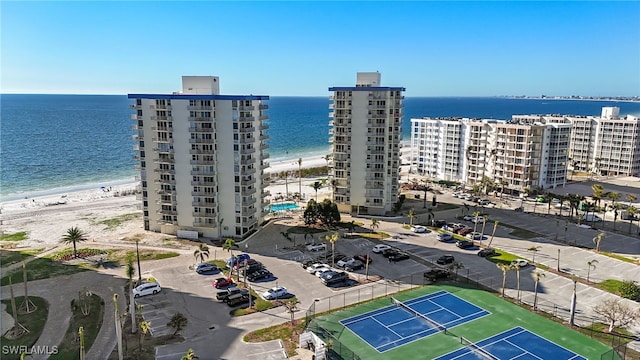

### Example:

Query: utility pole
xmin=136 ymin=240 xmax=142 ymax=284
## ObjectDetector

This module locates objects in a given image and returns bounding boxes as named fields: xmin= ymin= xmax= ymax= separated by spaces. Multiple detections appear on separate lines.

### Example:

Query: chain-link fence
xmin=303 ymin=271 xmax=633 ymax=359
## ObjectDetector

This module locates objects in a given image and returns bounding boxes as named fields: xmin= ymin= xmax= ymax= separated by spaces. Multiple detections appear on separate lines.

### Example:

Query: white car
xmin=473 ymin=217 xmax=486 ymax=224
xmin=465 ymin=232 xmax=483 ymax=240
xmin=306 ymin=263 xmax=330 ymax=274
xmin=132 ymin=282 xmax=161 ymax=298
xmin=306 ymin=243 xmax=327 ymax=252
xmin=511 ymin=259 xmax=529 ymax=268
xmin=410 ymin=225 xmax=427 ymax=233
xmin=315 ymin=268 xmax=334 ymax=278
xmin=336 ymin=257 xmax=355 ymax=268
xmin=262 ymin=286 xmax=288 ymax=300
xmin=462 ymin=215 xmax=475 ymax=221
xmin=372 ymin=244 xmax=392 ymax=253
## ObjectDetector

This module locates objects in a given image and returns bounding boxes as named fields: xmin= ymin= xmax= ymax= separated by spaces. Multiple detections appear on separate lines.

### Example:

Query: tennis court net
xmin=391 ymin=297 xmax=447 ymax=334
xmin=460 ymin=336 xmax=499 ymax=360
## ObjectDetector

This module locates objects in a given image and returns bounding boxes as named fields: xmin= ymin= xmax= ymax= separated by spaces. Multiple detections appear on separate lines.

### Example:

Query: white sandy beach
xmin=0 ymin=149 xmax=411 ymax=249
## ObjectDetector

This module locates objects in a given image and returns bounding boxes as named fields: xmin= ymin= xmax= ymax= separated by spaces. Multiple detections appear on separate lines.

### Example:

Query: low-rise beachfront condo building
xmin=129 ymin=76 xmax=269 ymax=239
xmin=328 ymin=72 xmax=405 ymax=215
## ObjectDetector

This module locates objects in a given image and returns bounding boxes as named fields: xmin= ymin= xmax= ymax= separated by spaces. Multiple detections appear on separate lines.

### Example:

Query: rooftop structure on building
xmin=129 ymin=76 xmax=269 ymax=239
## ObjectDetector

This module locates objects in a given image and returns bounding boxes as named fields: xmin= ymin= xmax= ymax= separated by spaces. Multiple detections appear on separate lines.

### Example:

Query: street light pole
xmin=557 ymin=248 xmax=560 ymax=272
xmin=136 ymin=240 xmax=142 ymax=284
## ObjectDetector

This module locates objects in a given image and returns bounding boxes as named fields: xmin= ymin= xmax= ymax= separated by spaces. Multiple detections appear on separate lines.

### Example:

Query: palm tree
xmin=167 ymin=312 xmax=188 ymax=337
xmin=462 ymin=202 xmax=470 ymax=216
xmin=139 ymin=320 xmax=151 ymax=352
xmin=193 ymin=243 xmax=210 ymax=264
xmin=497 ymin=263 xmax=511 ymax=297
xmin=592 ymin=232 xmax=606 ymax=252
xmin=325 ymin=232 xmax=340 ymax=267
xmin=126 ymin=255 xmax=137 ymax=334
xmin=533 ymin=271 xmax=545 ymax=311
xmin=472 ymin=211 xmax=481 ymax=234
xmin=586 ymin=259 xmax=599 ymax=284
xmin=311 ymin=181 xmax=322 ymax=201
xmin=513 ymin=263 xmax=522 ymax=302
xmin=370 ymin=218 xmax=379 ymax=233
xmin=479 ymin=215 xmax=488 ymax=239
xmin=419 ymin=179 xmax=431 ymax=208
xmin=223 ymin=238 xmax=236 ymax=279
xmin=346 ymin=220 xmax=356 ymax=234
xmin=527 ymin=246 xmax=541 ymax=264
xmin=627 ymin=206 xmax=638 ymax=234
xmin=297 ymin=158 xmax=303 ymax=199
xmin=61 ymin=226 xmax=88 ymax=258
xmin=181 ymin=349 xmax=199 ymax=360
xmin=487 ymin=221 xmax=499 ymax=248
xmin=592 ymin=184 xmax=605 ymax=208
xmin=448 ymin=262 xmax=464 ymax=282
xmin=408 ymin=208 xmax=415 ymax=226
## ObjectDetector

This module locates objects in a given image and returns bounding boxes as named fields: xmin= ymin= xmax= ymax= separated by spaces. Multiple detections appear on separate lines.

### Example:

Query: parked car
xmin=382 ymin=249 xmax=400 ymax=258
xmin=315 ymin=268 xmax=335 ymax=278
xmin=247 ymin=269 xmax=273 ymax=282
xmin=345 ymin=260 xmax=365 ymax=271
xmin=424 ymin=269 xmax=450 ymax=281
xmin=462 ymin=215 xmax=475 ymax=221
xmin=437 ymin=233 xmax=454 ymax=242
xmin=511 ymin=259 xmax=529 ymax=267
xmin=456 ymin=240 xmax=474 ymax=249
xmin=226 ymin=254 xmax=251 ymax=268
xmin=234 ymin=258 xmax=261 ymax=270
xmin=477 ymin=248 xmax=497 ymax=257
xmin=306 ymin=263 xmax=330 ymax=274
xmin=472 ymin=217 xmax=485 ymax=224
xmin=478 ymin=199 xmax=491 ymax=206
xmin=457 ymin=227 xmax=473 ymax=236
xmin=262 ymin=286 xmax=288 ymax=300
xmin=410 ymin=225 xmax=427 ymax=233
xmin=240 ymin=261 xmax=264 ymax=275
xmin=388 ymin=252 xmax=410 ymax=262
xmin=226 ymin=292 xmax=250 ymax=307
xmin=372 ymin=244 xmax=392 ymax=253
xmin=432 ymin=220 xmax=448 ymax=227
xmin=195 ymin=263 xmax=218 ymax=274
xmin=465 ymin=232 xmax=483 ymax=240
xmin=212 ymin=277 xmax=234 ymax=289
xmin=436 ymin=255 xmax=455 ymax=265
xmin=301 ymin=260 xmax=314 ymax=269
xmin=216 ymin=287 xmax=248 ymax=301
xmin=582 ymin=214 xmax=603 ymax=222
xmin=321 ymin=271 xmax=349 ymax=285
xmin=306 ymin=243 xmax=327 ymax=252
xmin=353 ymin=254 xmax=372 ymax=264
xmin=443 ymin=223 xmax=464 ymax=232
xmin=132 ymin=282 xmax=161 ymax=298
xmin=336 ymin=257 xmax=357 ymax=268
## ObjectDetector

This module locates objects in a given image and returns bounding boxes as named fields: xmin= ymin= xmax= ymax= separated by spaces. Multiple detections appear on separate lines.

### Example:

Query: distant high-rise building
xmin=129 ymin=76 xmax=269 ymax=239
xmin=328 ymin=72 xmax=405 ymax=215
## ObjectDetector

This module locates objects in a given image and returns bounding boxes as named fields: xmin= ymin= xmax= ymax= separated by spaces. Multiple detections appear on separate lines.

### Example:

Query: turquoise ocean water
xmin=2 ymin=94 xmax=639 ymax=201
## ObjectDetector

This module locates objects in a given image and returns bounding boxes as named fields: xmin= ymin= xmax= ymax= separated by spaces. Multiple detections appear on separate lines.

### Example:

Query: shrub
xmin=619 ymin=280 xmax=640 ymax=300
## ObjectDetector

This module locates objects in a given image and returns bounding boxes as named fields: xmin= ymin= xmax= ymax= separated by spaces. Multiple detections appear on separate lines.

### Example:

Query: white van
xmin=582 ymin=214 xmax=603 ymax=222
xmin=132 ymin=282 xmax=161 ymax=297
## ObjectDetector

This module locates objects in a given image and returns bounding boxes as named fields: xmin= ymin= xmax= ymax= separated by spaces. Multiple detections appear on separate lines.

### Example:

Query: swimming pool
xmin=267 ymin=203 xmax=300 ymax=212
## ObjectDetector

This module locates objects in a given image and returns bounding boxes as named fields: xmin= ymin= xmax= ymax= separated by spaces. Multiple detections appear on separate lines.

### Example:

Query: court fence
xmin=303 ymin=271 xmax=635 ymax=359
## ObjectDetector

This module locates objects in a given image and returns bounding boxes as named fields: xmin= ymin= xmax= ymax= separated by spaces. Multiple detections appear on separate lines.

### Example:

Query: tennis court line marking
xmin=370 ymin=314 xmax=404 ymax=339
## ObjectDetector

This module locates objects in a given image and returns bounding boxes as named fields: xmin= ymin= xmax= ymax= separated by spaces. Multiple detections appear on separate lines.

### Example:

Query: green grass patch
xmin=49 ymin=294 xmax=105 ymax=360
xmin=484 ymin=250 xmax=525 ymax=266
xmin=286 ymin=226 xmax=326 ymax=235
xmin=0 ymin=231 xmax=28 ymax=242
xmin=1 ymin=296 xmax=49 ymax=351
xmin=599 ymin=251 xmax=638 ymax=264
xmin=505 ymin=226 xmax=541 ymax=239
xmin=50 ymin=248 xmax=107 ymax=261
xmin=1 ymin=250 xmax=35 ymax=268
xmin=244 ymin=319 xmax=306 ymax=357
xmin=358 ymin=232 xmax=388 ymax=240
xmin=595 ymin=279 xmax=623 ymax=294
xmin=433 ymin=203 xmax=459 ymax=211
xmin=106 ymin=249 xmax=180 ymax=265
xmin=1 ymin=257 xmax=87 ymax=286
xmin=95 ymin=212 xmax=141 ymax=230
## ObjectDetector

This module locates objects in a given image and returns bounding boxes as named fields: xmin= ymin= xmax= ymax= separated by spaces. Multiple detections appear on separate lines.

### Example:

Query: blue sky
xmin=2 ymin=1 xmax=639 ymax=96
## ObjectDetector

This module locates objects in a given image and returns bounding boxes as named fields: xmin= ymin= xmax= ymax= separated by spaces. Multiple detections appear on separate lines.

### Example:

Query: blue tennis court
xmin=339 ymin=290 xmax=490 ymax=352
xmin=436 ymin=326 xmax=587 ymax=360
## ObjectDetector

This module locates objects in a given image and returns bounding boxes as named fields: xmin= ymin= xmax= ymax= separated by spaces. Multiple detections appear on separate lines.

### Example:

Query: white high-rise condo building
xmin=329 ymin=72 xmax=405 ymax=215
xmin=129 ymin=76 xmax=269 ymax=239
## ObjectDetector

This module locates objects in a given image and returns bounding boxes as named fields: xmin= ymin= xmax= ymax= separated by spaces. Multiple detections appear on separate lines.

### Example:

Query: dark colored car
xmin=436 ymin=255 xmax=455 ymax=265
xmin=234 ymin=258 xmax=260 ymax=270
xmin=226 ymin=293 xmax=250 ymax=307
xmin=353 ymin=254 xmax=372 ymax=264
xmin=247 ymin=269 xmax=272 ymax=282
xmin=388 ymin=252 xmax=410 ymax=262
xmin=456 ymin=240 xmax=474 ymax=249
xmin=321 ymin=271 xmax=349 ymax=285
xmin=432 ymin=219 xmax=447 ymax=227
xmin=212 ymin=277 xmax=234 ymax=288
xmin=301 ymin=260 xmax=314 ymax=269
xmin=424 ymin=269 xmax=450 ymax=281
xmin=216 ymin=287 xmax=248 ymax=301
xmin=382 ymin=249 xmax=400 ymax=258
xmin=477 ymin=248 xmax=497 ymax=257
xmin=240 ymin=261 xmax=264 ymax=275
xmin=345 ymin=261 xmax=365 ymax=271
xmin=457 ymin=227 xmax=473 ymax=236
